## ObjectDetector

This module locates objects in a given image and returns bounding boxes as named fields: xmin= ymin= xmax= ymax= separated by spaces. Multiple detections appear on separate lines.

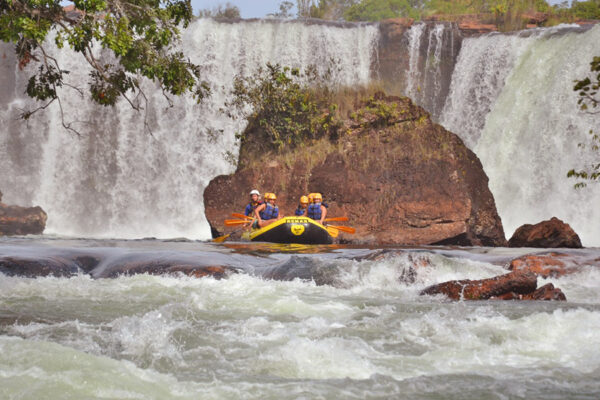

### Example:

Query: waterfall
xmin=405 ymin=23 xmax=425 ymax=102
xmin=2 ymin=17 xmax=599 ymax=246
xmin=441 ymin=25 xmax=600 ymax=246
xmin=403 ymin=22 xmax=460 ymax=120
xmin=0 ymin=19 xmax=378 ymax=239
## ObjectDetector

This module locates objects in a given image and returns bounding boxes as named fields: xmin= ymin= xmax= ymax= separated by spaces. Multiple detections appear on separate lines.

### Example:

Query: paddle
xmin=231 ymin=212 xmax=252 ymax=220
xmin=225 ymin=219 xmax=251 ymax=226
xmin=324 ymin=216 xmax=349 ymax=222
xmin=214 ymin=218 xmax=255 ymax=242
xmin=326 ymin=226 xmax=339 ymax=238
xmin=327 ymin=225 xmax=356 ymax=234
xmin=213 ymin=226 xmax=244 ymax=243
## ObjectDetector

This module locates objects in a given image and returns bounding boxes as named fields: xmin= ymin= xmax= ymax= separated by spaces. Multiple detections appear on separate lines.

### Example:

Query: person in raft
xmin=294 ymin=195 xmax=309 ymax=216
xmin=307 ymin=193 xmax=327 ymax=225
xmin=244 ymin=189 xmax=262 ymax=217
xmin=254 ymin=192 xmax=282 ymax=228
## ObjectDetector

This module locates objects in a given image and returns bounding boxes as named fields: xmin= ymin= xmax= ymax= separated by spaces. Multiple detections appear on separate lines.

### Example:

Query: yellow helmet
xmin=308 ymin=193 xmax=317 ymax=203
xmin=314 ymin=193 xmax=322 ymax=202
xmin=300 ymin=195 xmax=309 ymax=204
xmin=266 ymin=193 xmax=277 ymax=200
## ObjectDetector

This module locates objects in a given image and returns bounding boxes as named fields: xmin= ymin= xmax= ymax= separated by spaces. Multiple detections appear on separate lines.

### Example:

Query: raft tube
xmin=247 ymin=216 xmax=333 ymax=244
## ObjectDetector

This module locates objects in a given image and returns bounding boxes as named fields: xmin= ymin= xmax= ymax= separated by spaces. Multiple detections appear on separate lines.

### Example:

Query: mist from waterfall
xmin=0 ymin=19 xmax=378 ymax=239
xmin=440 ymin=25 xmax=600 ymax=246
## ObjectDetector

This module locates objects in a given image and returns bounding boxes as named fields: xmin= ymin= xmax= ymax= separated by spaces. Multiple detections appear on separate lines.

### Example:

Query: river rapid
xmin=2 ymin=237 xmax=600 ymax=399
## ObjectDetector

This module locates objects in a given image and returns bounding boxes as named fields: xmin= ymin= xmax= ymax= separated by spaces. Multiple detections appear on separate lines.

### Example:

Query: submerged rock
xmin=0 ymin=255 xmax=83 ymax=278
xmin=205 ymin=93 xmax=506 ymax=246
xmin=508 ymin=217 xmax=582 ymax=248
xmin=98 ymin=262 xmax=236 ymax=279
xmin=507 ymin=250 xmax=599 ymax=278
xmin=0 ymin=191 xmax=47 ymax=236
xmin=420 ymin=271 xmax=540 ymax=300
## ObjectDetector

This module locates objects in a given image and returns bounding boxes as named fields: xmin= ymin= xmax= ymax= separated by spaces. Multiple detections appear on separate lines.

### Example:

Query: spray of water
xmin=0 ymin=19 xmax=378 ymax=239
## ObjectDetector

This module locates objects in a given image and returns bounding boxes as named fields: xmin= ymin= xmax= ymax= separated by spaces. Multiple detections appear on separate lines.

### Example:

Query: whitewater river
xmin=1 ymin=237 xmax=600 ymax=399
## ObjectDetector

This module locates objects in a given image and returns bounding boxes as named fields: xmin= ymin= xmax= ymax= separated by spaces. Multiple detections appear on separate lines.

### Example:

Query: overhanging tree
xmin=568 ymin=56 xmax=600 ymax=187
xmin=0 ymin=0 xmax=209 ymax=133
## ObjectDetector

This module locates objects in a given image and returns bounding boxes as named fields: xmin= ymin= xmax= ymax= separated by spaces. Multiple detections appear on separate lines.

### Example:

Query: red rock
xmin=508 ymin=217 xmax=582 ymax=248
xmin=522 ymin=283 xmax=566 ymax=301
xmin=521 ymin=12 xmax=549 ymax=25
xmin=0 ymin=199 xmax=47 ymax=236
xmin=420 ymin=271 xmax=537 ymax=300
xmin=205 ymin=94 xmax=506 ymax=246
xmin=508 ymin=253 xmax=569 ymax=278
xmin=458 ymin=20 xmax=498 ymax=34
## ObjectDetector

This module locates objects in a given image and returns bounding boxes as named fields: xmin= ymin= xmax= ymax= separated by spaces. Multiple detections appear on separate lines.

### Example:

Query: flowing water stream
xmin=1 ymin=238 xmax=600 ymax=399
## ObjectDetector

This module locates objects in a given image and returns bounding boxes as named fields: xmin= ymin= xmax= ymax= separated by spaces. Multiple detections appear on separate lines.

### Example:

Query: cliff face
xmin=204 ymin=93 xmax=506 ymax=246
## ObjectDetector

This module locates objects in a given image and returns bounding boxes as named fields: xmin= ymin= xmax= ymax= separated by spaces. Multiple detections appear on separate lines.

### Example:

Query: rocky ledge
xmin=0 ymin=190 xmax=47 ymax=236
xmin=204 ymin=93 xmax=506 ymax=246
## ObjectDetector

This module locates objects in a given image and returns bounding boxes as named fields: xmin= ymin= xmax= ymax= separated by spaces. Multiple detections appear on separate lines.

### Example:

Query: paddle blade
xmin=231 ymin=213 xmax=252 ymax=220
xmin=225 ymin=219 xmax=249 ymax=226
xmin=326 ymin=226 xmax=339 ymax=238
xmin=324 ymin=217 xmax=349 ymax=222
xmin=329 ymin=225 xmax=356 ymax=234
xmin=213 ymin=233 xmax=231 ymax=243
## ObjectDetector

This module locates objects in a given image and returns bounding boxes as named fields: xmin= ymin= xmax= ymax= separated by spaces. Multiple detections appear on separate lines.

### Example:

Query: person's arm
xmin=254 ymin=203 xmax=266 ymax=222
xmin=319 ymin=205 xmax=327 ymax=224
xmin=244 ymin=203 xmax=252 ymax=216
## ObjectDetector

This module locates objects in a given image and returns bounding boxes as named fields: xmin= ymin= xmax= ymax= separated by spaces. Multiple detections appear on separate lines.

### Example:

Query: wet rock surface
xmin=205 ymin=94 xmax=506 ymax=246
xmin=507 ymin=251 xmax=599 ymax=278
xmin=508 ymin=217 xmax=583 ymax=248
xmin=0 ymin=192 xmax=47 ymax=236
xmin=0 ymin=246 xmax=240 ymax=279
xmin=420 ymin=271 xmax=540 ymax=300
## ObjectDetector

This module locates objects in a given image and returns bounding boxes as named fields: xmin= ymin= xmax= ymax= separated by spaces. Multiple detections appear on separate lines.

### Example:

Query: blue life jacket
xmin=245 ymin=201 xmax=262 ymax=216
xmin=307 ymin=203 xmax=322 ymax=220
xmin=294 ymin=206 xmax=306 ymax=216
xmin=260 ymin=203 xmax=279 ymax=220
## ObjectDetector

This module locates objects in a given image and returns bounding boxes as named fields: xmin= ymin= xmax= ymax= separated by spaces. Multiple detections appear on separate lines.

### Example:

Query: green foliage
xmin=269 ymin=1 xmax=295 ymax=17
xmin=198 ymin=2 xmax=241 ymax=18
xmin=228 ymin=63 xmax=340 ymax=151
xmin=568 ymin=56 xmax=600 ymax=187
xmin=0 ymin=0 xmax=209 ymax=128
xmin=344 ymin=0 xmax=420 ymax=21
xmin=351 ymin=95 xmax=400 ymax=127
xmin=571 ymin=0 xmax=600 ymax=19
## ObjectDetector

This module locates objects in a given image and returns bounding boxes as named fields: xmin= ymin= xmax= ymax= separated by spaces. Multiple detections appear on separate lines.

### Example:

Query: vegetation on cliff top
xmin=282 ymin=0 xmax=599 ymax=28
xmin=227 ymin=63 xmax=341 ymax=153
xmin=0 ymin=0 xmax=209 ymax=133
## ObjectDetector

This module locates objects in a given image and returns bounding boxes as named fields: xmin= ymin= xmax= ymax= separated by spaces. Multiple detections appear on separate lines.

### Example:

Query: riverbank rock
xmin=0 ymin=194 xmax=47 ymax=236
xmin=508 ymin=217 xmax=582 ymax=248
xmin=204 ymin=93 xmax=507 ymax=246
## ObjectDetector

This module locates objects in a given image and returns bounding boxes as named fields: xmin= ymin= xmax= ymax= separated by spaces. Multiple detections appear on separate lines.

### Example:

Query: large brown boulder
xmin=204 ymin=93 xmax=507 ymax=246
xmin=508 ymin=217 xmax=582 ymax=248
xmin=0 ymin=195 xmax=47 ymax=236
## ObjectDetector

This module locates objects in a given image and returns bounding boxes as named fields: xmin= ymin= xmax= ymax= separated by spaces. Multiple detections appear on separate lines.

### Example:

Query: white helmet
xmin=250 ymin=189 xmax=260 ymax=196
